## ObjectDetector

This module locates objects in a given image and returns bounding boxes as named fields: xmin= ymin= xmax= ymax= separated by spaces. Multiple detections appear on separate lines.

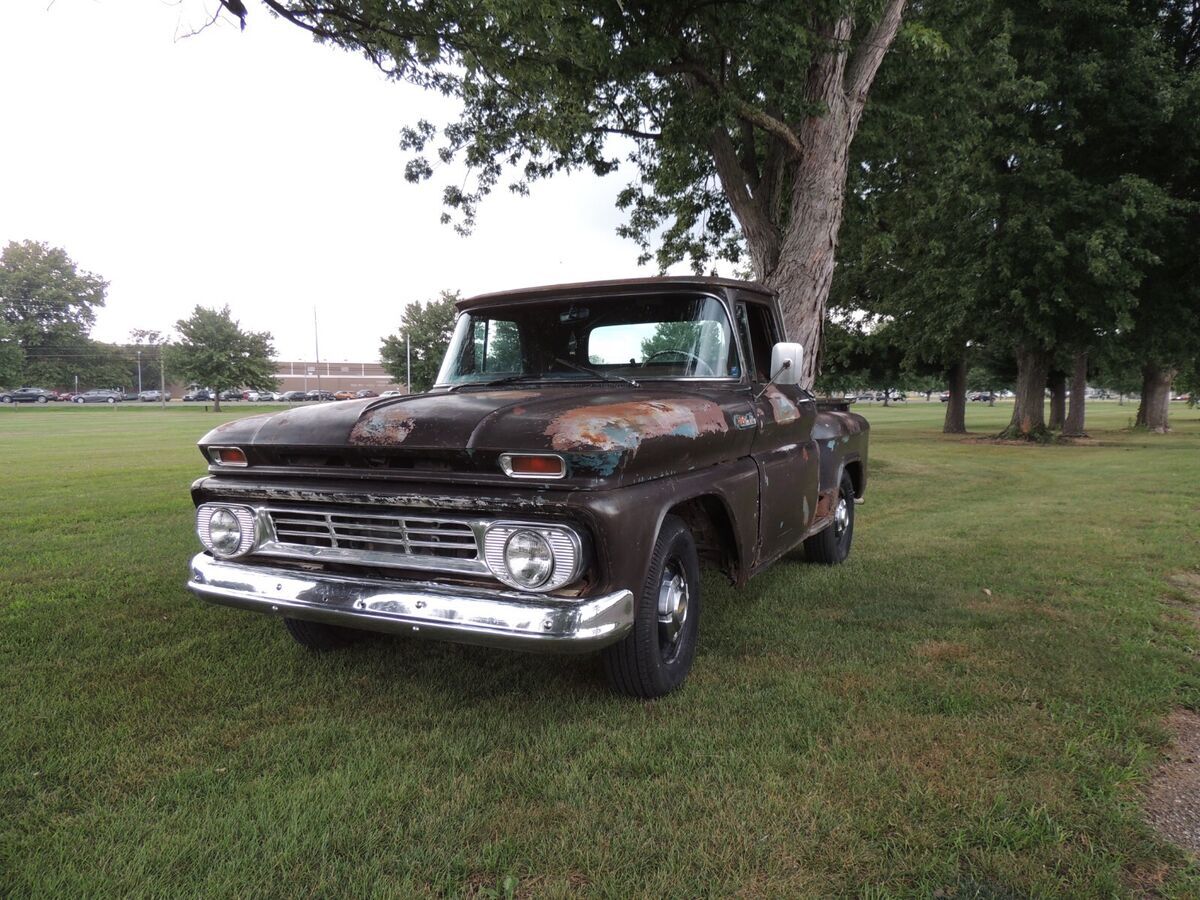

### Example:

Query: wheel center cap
xmin=657 ymin=571 xmax=688 ymax=646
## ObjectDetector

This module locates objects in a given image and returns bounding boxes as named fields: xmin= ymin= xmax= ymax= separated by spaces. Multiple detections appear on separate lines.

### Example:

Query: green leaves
xmin=379 ymin=290 xmax=459 ymax=392
xmin=0 ymin=240 xmax=111 ymax=388
xmin=166 ymin=306 xmax=278 ymax=400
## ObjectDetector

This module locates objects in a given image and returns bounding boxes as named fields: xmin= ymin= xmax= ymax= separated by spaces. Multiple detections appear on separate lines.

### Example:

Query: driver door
xmin=736 ymin=301 xmax=819 ymax=565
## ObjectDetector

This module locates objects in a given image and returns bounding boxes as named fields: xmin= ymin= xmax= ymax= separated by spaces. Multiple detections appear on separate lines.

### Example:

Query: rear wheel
xmin=602 ymin=515 xmax=700 ymax=698
xmin=282 ymin=617 xmax=366 ymax=651
xmin=36 ymin=396 xmax=47 ymax=404
xmin=803 ymin=471 xmax=855 ymax=564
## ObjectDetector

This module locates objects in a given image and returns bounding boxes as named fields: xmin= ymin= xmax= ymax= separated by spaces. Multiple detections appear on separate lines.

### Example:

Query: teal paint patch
xmin=567 ymin=451 xmax=622 ymax=477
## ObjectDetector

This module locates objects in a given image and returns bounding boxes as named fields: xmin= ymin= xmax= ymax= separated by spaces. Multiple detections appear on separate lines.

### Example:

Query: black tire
xmin=602 ymin=514 xmax=700 ymax=698
xmin=282 ymin=616 xmax=366 ymax=651
xmin=107 ymin=397 xmax=115 ymax=404
xmin=803 ymin=471 xmax=855 ymax=565
xmin=36 ymin=396 xmax=47 ymax=404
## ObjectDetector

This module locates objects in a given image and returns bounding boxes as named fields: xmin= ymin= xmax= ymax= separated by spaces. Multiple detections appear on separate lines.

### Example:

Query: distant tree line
xmin=0 ymin=241 xmax=277 ymax=412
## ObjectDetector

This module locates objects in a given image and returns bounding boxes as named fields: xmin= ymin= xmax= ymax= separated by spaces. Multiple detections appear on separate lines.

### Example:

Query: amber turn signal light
xmin=498 ymin=453 xmax=565 ymax=479
xmin=210 ymin=446 xmax=248 ymax=466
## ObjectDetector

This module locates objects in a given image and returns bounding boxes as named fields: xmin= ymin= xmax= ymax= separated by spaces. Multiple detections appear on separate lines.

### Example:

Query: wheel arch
xmin=662 ymin=492 xmax=745 ymax=585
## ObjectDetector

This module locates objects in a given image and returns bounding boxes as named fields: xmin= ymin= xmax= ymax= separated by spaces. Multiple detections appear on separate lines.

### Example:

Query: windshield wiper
xmin=553 ymin=357 xmax=639 ymax=387
xmin=447 ymin=374 xmax=546 ymax=393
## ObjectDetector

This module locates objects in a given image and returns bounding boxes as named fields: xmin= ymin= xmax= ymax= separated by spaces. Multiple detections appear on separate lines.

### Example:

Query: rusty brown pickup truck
xmin=186 ymin=277 xmax=868 ymax=697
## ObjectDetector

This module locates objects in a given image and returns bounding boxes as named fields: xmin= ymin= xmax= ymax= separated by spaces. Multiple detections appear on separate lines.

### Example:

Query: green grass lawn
xmin=2 ymin=400 xmax=1198 ymax=897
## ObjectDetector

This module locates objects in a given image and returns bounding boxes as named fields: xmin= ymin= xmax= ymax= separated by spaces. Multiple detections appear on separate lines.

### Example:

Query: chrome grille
xmin=262 ymin=508 xmax=484 ymax=573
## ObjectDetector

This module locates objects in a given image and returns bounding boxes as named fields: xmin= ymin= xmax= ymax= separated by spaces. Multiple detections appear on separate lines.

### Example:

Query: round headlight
xmin=208 ymin=507 xmax=243 ymax=557
xmin=503 ymin=530 xmax=554 ymax=588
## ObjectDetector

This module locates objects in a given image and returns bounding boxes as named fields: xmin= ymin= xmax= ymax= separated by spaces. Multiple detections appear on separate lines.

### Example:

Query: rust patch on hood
xmin=543 ymin=399 xmax=727 ymax=453
xmin=350 ymin=409 xmax=416 ymax=446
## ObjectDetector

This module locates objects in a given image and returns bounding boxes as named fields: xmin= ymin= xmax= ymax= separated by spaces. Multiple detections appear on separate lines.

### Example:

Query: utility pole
xmin=74 ymin=374 xmax=79 ymax=395
xmin=159 ymin=343 xmax=166 ymax=409
xmin=314 ymin=307 xmax=322 ymax=398
xmin=137 ymin=349 xmax=143 ymax=394
xmin=406 ymin=332 xmax=411 ymax=393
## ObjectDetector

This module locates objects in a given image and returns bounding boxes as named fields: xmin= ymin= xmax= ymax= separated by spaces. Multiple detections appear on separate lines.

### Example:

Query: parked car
xmin=1 ymin=387 xmax=56 ymax=404
xmin=306 ymin=390 xmax=337 ymax=402
xmin=281 ymin=390 xmax=309 ymax=402
xmin=939 ymin=392 xmax=951 ymax=403
xmin=73 ymin=389 xmax=123 ymax=404
xmin=139 ymin=390 xmax=171 ymax=402
xmin=333 ymin=390 xmax=357 ymax=401
xmin=355 ymin=389 xmax=379 ymax=399
xmin=186 ymin=276 xmax=870 ymax=697
xmin=183 ymin=389 xmax=214 ymax=402
xmin=378 ymin=389 xmax=404 ymax=398
xmin=218 ymin=390 xmax=242 ymax=401
xmin=970 ymin=392 xmax=995 ymax=402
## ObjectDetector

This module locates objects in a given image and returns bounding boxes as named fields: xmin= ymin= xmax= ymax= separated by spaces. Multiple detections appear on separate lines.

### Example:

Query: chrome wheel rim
xmin=833 ymin=497 xmax=850 ymax=536
xmin=657 ymin=561 xmax=689 ymax=657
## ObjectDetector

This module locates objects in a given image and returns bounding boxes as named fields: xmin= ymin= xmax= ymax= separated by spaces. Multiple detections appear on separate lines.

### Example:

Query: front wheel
xmin=803 ymin=471 xmax=855 ymax=564
xmin=36 ymin=396 xmax=47 ymax=404
xmin=602 ymin=515 xmax=700 ymax=698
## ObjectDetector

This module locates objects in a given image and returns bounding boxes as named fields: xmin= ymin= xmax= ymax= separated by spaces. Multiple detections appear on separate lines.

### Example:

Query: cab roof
xmin=458 ymin=276 xmax=774 ymax=311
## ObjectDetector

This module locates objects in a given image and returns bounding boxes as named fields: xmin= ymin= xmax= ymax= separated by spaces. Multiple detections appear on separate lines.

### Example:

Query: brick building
xmin=273 ymin=360 xmax=405 ymax=394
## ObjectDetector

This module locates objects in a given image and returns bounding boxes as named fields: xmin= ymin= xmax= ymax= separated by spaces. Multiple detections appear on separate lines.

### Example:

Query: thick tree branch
xmin=845 ymin=0 xmax=907 ymax=105
xmin=708 ymin=126 xmax=779 ymax=265
xmin=662 ymin=61 xmax=805 ymax=158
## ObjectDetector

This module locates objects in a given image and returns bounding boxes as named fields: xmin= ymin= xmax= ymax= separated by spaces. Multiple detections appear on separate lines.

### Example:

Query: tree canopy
xmin=834 ymin=0 xmax=1199 ymax=435
xmin=0 ymin=240 xmax=114 ymax=388
xmin=380 ymin=291 xmax=459 ymax=392
xmin=219 ymin=0 xmax=908 ymax=386
xmin=166 ymin=306 xmax=278 ymax=412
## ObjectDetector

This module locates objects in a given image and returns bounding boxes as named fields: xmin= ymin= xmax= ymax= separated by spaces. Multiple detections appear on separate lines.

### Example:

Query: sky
xmin=0 ymin=0 xmax=691 ymax=362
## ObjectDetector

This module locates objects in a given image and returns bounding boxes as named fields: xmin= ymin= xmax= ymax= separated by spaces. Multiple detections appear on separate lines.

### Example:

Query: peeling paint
xmin=763 ymin=386 xmax=800 ymax=424
xmin=349 ymin=411 xmax=416 ymax=446
xmin=566 ymin=451 xmax=623 ymax=477
xmin=544 ymin=400 xmax=727 ymax=453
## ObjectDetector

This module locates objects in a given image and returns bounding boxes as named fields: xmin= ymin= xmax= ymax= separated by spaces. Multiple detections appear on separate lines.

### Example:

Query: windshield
xmin=435 ymin=294 xmax=738 ymax=386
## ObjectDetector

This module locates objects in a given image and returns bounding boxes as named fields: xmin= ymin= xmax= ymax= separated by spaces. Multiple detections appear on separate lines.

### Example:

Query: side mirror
xmin=769 ymin=342 xmax=804 ymax=387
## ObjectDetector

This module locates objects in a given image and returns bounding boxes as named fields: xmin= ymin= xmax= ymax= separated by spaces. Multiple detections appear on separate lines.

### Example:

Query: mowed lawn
xmin=1 ymin=401 xmax=1198 ymax=897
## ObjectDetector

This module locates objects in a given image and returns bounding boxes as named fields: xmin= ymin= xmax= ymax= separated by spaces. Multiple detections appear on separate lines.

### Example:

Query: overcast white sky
xmin=0 ymin=1 xmax=691 ymax=361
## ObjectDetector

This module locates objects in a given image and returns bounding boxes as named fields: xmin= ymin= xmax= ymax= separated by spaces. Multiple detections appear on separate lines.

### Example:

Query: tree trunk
xmin=1047 ymin=371 xmax=1066 ymax=430
xmin=721 ymin=2 xmax=907 ymax=389
xmin=943 ymin=358 xmax=967 ymax=434
xmin=1001 ymin=347 xmax=1051 ymax=439
xmin=1136 ymin=363 xmax=1175 ymax=433
xmin=212 ymin=395 xmax=222 ymax=413
xmin=769 ymin=108 xmax=853 ymax=387
xmin=1063 ymin=352 xmax=1087 ymax=436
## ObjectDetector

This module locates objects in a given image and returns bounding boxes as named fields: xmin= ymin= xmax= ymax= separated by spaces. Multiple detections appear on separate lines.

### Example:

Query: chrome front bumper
xmin=187 ymin=553 xmax=634 ymax=653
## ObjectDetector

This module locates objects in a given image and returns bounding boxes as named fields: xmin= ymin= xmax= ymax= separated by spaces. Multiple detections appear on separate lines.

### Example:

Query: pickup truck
xmin=186 ymin=277 xmax=869 ymax=697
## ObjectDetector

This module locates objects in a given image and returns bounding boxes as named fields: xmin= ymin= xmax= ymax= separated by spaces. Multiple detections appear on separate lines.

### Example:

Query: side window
xmin=737 ymin=302 xmax=779 ymax=382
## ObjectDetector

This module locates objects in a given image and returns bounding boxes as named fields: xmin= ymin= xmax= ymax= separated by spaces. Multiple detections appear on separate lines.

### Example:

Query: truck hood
xmin=200 ymin=384 xmax=754 ymax=481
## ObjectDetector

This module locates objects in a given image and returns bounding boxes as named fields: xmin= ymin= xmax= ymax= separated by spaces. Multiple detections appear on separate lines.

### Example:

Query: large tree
xmin=217 ymin=0 xmax=907 ymax=387
xmin=0 ymin=240 xmax=109 ymax=388
xmin=380 ymin=290 xmax=459 ymax=392
xmin=166 ymin=306 xmax=278 ymax=412
xmin=836 ymin=0 xmax=1178 ymax=440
